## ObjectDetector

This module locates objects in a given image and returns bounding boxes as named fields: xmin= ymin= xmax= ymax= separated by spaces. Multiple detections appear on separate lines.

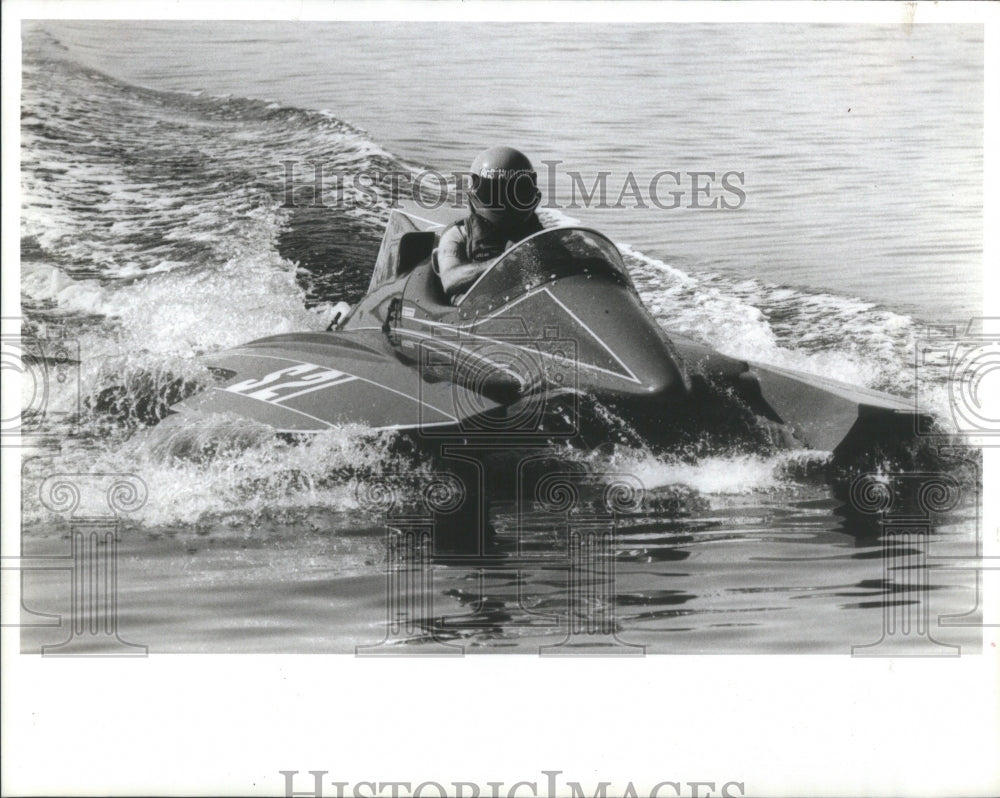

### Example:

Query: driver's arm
xmin=437 ymin=224 xmax=491 ymax=296
xmin=439 ymin=262 xmax=489 ymax=296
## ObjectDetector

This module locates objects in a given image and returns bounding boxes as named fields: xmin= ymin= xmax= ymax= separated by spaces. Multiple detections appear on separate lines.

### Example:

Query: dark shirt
xmin=437 ymin=212 xmax=543 ymax=298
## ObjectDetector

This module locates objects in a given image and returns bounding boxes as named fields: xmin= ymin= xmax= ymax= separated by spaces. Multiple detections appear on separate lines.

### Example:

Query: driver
xmin=436 ymin=146 xmax=543 ymax=303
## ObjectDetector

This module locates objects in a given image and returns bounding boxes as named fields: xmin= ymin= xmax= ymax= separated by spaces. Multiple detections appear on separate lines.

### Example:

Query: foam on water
xmin=595 ymin=446 xmax=804 ymax=495
xmin=22 ymin=421 xmax=419 ymax=527
xmin=628 ymin=239 xmax=949 ymax=420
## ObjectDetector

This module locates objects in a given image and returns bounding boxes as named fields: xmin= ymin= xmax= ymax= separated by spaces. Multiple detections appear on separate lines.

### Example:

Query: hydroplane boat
xmin=166 ymin=202 xmax=921 ymax=461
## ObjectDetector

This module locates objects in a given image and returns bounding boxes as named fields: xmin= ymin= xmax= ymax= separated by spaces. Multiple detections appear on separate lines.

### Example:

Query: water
xmin=16 ymin=22 xmax=985 ymax=655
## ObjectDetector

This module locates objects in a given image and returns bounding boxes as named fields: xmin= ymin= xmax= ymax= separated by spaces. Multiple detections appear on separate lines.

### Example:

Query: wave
xmin=21 ymin=421 xmax=424 ymax=527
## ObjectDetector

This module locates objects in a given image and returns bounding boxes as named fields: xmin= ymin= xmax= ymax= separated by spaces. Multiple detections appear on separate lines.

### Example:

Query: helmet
xmin=467 ymin=146 xmax=541 ymax=227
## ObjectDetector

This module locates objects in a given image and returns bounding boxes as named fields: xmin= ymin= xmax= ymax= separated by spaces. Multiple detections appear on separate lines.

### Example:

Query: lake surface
xmin=17 ymin=21 xmax=985 ymax=655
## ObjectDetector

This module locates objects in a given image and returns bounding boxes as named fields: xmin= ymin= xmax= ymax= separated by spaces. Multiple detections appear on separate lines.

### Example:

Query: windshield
xmin=459 ymin=227 xmax=635 ymax=308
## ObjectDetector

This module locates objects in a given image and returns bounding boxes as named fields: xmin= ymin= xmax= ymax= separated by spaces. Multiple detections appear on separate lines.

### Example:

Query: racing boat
xmin=166 ymin=202 xmax=922 ymax=460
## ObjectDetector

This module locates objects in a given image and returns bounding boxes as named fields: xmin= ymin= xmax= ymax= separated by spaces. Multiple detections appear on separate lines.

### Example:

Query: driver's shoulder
xmin=439 ymin=219 xmax=467 ymax=243
xmin=436 ymin=220 xmax=468 ymax=269
xmin=437 ymin=221 xmax=467 ymax=254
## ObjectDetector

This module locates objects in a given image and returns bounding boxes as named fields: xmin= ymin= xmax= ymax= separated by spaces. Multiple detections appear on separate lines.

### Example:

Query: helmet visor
xmin=470 ymin=170 xmax=540 ymax=218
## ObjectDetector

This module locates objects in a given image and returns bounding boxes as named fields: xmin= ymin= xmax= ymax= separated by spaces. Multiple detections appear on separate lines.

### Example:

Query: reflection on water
xmin=20 ymin=478 xmax=982 ymax=656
